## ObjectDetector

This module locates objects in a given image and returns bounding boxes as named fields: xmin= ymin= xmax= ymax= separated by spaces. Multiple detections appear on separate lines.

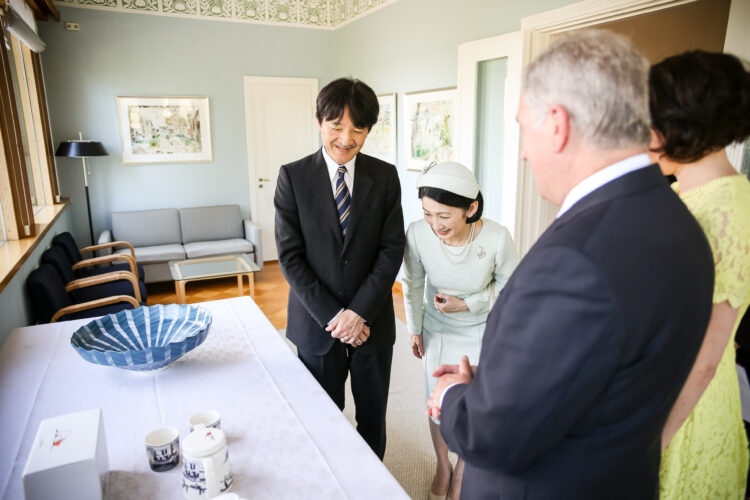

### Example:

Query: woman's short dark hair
xmin=316 ymin=78 xmax=379 ymax=131
xmin=649 ymin=50 xmax=750 ymax=162
xmin=418 ymin=187 xmax=484 ymax=224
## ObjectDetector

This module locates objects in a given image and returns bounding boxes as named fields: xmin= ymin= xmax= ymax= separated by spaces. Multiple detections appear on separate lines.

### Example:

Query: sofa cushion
xmin=183 ymin=239 xmax=254 ymax=259
xmin=113 ymin=208 xmax=182 ymax=247
xmin=117 ymin=244 xmax=186 ymax=264
xmin=180 ymin=205 xmax=244 ymax=244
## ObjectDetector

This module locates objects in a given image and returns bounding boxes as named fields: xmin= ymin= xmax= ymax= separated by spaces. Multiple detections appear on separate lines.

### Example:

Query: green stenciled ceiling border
xmin=53 ymin=0 xmax=398 ymax=28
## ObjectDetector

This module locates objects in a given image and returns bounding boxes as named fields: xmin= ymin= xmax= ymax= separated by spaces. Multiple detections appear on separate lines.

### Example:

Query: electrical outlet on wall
xmin=64 ymin=22 xmax=80 ymax=31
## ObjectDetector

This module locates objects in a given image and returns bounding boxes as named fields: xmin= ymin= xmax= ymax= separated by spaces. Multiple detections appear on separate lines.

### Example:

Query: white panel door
xmin=244 ymin=77 xmax=318 ymax=262
xmin=456 ymin=31 xmax=522 ymax=239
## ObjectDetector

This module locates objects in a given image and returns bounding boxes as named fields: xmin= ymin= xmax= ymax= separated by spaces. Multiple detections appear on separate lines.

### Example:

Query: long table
xmin=0 ymin=297 xmax=408 ymax=499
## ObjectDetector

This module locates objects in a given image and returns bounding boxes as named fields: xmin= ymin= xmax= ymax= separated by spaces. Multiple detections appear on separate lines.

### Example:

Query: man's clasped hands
xmin=326 ymin=309 xmax=370 ymax=347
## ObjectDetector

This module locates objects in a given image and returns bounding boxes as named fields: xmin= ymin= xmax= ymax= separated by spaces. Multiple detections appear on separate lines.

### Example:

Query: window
xmin=0 ymin=10 xmax=59 ymax=241
xmin=8 ymin=33 xmax=48 ymax=214
xmin=0 ymin=2 xmax=63 ymax=293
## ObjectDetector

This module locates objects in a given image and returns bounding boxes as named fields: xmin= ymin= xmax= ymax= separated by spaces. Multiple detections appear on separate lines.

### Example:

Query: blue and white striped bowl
xmin=70 ymin=304 xmax=212 ymax=371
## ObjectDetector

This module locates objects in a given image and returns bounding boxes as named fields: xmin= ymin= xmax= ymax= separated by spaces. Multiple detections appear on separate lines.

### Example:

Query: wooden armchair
xmin=27 ymin=264 xmax=140 ymax=323
xmin=41 ymin=246 xmax=147 ymax=303
xmin=53 ymin=232 xmax=145 ymax=282
xmin=65 ymin=270 xmax=143 ymax=303
xmin=71 ymin=252 xmax=139 ymax=280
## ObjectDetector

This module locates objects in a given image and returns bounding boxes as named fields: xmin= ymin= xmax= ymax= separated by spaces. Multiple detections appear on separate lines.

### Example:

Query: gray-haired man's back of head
xmin=523 ymin=29 xmax=651 ymax=151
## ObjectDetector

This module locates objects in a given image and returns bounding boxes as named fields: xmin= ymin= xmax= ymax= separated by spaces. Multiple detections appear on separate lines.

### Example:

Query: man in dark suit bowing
xmin=274 ymin=77 xmax=405 ymax=460
xmin=427 ymin=30 xmax=715 ymax=499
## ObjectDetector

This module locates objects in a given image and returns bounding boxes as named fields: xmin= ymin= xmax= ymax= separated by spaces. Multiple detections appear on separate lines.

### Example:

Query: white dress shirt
xmin=557 ymin=153 xmax=651 ymax=218
xmin=321 ymin=146 xmax=356 ymax=197
xmin=321 ymin=146 xmax=357 ymax=325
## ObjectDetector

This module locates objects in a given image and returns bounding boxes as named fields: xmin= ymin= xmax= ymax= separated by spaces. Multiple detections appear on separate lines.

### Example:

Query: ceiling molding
xmin=50 ymin=0 xmax=398 ymax=29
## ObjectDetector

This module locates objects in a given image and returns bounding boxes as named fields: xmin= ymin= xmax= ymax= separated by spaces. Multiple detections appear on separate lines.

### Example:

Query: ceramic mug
xmin=189 ymin=410 xmax=221 ymax=431
xmin=145 ymin=427 xmax=180 ymax=472
xmin=182 ymin=424 xmax=233 ymax=499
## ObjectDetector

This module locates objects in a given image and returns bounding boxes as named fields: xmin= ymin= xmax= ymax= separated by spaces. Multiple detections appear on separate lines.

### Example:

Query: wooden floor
xmin=147 ymin=261 xmax=406 ymax=330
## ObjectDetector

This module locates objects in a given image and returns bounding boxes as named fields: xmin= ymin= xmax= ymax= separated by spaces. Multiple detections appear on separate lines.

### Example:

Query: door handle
xmin=258 ymin=178 xmax=270 ymax=182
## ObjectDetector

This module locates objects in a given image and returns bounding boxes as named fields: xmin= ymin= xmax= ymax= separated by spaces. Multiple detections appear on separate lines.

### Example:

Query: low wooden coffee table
xmin=168 ymin=254 xmax=260 ymax=304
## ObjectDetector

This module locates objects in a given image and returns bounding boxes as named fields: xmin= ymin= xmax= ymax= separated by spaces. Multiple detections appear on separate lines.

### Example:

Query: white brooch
xmin=477 ymin=247 xmax=486 ymax=259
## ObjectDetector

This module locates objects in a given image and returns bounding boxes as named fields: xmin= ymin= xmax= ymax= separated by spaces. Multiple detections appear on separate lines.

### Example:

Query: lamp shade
xmin=55 ymin=141 xmax=109 ymax=158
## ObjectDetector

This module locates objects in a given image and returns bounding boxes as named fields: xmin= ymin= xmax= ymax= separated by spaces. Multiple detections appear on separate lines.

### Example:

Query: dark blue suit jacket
xmin=274 ymin=150 xmax=405 ymax=356
xmin=440 ymin=165 xmax=714 ymax=499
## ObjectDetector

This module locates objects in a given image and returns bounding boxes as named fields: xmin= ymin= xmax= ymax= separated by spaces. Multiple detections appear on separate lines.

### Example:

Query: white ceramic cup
xmin=189 ymin=410 xmax=221 ymax=431
xmin=145 ymin=427 xmax=180 ymax=472
xmin=182 ymin=424 xmax=233 ymax=499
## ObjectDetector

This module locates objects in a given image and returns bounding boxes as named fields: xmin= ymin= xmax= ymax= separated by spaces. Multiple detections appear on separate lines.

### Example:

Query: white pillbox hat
xmin=415 ymin=161 xmax=480 ymax=199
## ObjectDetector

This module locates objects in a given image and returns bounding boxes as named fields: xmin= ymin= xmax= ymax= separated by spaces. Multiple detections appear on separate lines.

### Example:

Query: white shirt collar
xmin=321 ymin=146 xmax=356 ymax=182
xmin=557 ymin=154 xmax=651 ymax=218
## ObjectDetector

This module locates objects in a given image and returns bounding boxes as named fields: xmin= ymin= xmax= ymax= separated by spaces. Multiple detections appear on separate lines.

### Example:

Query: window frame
xmin=8 ymin=32 xmax=45 ymax=214
xmin=0 ymin=21 xmax=35 ymax=238
xmin=0 ymin=16 xmax=60 ymax=241
xmin=0 ymin=195 xmax=7 ymax=247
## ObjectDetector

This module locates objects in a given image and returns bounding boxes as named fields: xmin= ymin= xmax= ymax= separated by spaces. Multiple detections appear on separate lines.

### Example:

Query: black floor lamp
xmin=55 ymin=134 xmax=108 ymax=246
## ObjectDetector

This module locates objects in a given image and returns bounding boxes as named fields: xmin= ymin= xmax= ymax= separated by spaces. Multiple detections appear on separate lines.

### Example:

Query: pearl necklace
xmin=439 ymin=223 xmax=475 ymax=264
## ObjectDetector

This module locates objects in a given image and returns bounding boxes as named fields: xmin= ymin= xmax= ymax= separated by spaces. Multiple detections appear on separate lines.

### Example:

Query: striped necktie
xmin=335 ymin=166 xmax=351 ymax=237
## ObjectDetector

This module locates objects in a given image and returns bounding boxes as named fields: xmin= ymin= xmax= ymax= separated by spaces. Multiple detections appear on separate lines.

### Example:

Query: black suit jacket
xmin=274 ymin=150 xmax=405 ymax=356
xmin=440 ymin=165 xmax=714 ymax=499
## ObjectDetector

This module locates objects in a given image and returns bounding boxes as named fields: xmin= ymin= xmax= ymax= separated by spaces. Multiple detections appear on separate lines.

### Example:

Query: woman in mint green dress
xmin=649 ymin=51 xmax=750 ymax=500
xmin=402 ymin=161 xmax=517 ymax=500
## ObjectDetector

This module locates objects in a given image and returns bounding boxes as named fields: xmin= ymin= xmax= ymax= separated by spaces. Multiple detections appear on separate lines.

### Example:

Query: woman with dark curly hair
xmin=649 ymin=50 xmax=750 ymax=500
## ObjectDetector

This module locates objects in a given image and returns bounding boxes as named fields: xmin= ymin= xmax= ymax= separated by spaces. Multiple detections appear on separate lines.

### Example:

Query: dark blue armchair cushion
xmin=41 ymin=246 xmax=147 ymax=303
xmin=52 ymin=232 xmax=146 ymax=281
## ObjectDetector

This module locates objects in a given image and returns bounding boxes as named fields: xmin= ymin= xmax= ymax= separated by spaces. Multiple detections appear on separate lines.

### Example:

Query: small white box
xmin=22 ymin=409 xmax=109 ymax=500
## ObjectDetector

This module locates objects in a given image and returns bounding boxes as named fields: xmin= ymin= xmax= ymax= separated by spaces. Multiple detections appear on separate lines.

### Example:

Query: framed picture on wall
xmin=403 ymin=87 xmax=457 ymax=172
xmin=116 ymin=96 xmax=213 ymax=165
xmin=361 ymin=93 xmax=397 ymax=165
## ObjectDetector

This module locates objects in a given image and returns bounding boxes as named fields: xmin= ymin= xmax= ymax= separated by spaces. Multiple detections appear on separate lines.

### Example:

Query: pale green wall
xmin=334 ymin=0 xmax=574 ymax=90
xmin=1 ymin=9 xmax=333 ymax=345
xmin=1 ymin=0 xmax=582 ymax=345
xmin=38 ymin=7 xmax=335 ymax=246
xmin=0 ymin=208 xmax=74 ymax=346
xmin=38 ymin=0 xmax=579 ymax=245
xmin=332 ymin=0 xmax=578 ymax=223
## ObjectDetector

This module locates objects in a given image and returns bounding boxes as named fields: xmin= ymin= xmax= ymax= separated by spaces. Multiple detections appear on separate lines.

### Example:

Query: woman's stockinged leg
xmin=450 ymin=458 xmax=465 ymax=500
xmin=428 ymin=418 xmax=453 ymax=498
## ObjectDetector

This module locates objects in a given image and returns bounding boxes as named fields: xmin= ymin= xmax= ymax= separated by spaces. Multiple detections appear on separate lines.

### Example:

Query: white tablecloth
xmin=0 ymin=297 xmax=408 ymax=499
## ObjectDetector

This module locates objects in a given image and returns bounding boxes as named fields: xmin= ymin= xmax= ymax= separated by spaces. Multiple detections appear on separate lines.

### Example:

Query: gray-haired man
xmin=427 ymin=29 xmax=714 ymax=499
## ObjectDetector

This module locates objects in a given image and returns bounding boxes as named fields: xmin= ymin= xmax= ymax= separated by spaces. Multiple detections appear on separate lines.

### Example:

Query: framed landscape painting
xmin=117 ymin=96 xmax=212 ymax=164
xmin=403 ymin=87 xmax=457 ymax=172
xmin=361 ymin=93 xmax=397 ymax=164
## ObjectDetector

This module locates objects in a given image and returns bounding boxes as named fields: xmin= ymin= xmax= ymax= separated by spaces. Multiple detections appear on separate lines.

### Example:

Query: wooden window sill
xmin=0 ymin=199 xmax=69 ymax=294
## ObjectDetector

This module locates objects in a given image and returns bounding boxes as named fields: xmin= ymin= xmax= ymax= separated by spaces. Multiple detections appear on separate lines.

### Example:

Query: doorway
xmin=512 ymin=0 xmax=743 ymax=256
xmin=243 ymin=76 xmax=318 ymax=262
xmin=457 ymin=31 xmax=522 ymax=238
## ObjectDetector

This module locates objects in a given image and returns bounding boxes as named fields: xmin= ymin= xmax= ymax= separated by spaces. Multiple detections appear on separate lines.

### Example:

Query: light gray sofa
xmin=99 ymin=205 xmax=263 ymax=283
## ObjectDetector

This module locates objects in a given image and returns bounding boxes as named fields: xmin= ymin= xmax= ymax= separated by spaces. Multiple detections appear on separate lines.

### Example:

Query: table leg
xmin=248 ymin=273 xmax=255 ymax=298
xmin=237 ymin=274 xmax=244 ymax=296
xmin=176 ymin=280 xmax=186 ymax=304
